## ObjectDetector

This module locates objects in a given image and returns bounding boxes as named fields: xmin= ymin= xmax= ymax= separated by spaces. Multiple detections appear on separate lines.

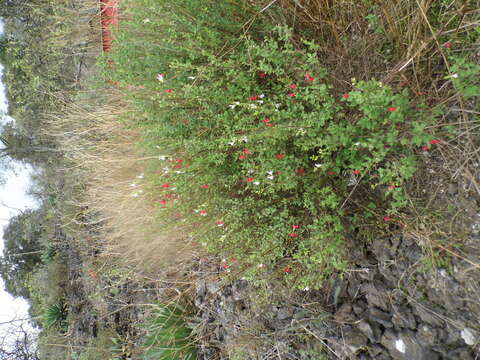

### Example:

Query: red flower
xmin=259 ymin=72 xmax=267 ymax=78
xmin=342 ymin=94 xmax=350 ymax=99
xmin=202 ymin=184 xmax=210 ymax=189
xmin=327 ymin=171 xmax=336 ymax=175
xmin=443 ymin=41 xmax=452 ymax=49
xmin=289 ymin=232 xmax=298 ymax=238
xmin=383 ymin=216 xmax=391 ymax=222
xmin=175 ymin=212 xmax=182 ymax=218
xmin=222 ymin=263 xmax=230 ymax=269
xmin=287 ymin=93 xmax=296 ymax=97
xmin=297 ymin=168 xmax=305 ymax=175
xmin=216 ymin=220 xmax=225 ymax=226
xmin=174 ymin=164 xmax=182 ymax=169
xmin=161 ymin=183 xmax=171 ymax=188
xmin=292 ymin=224 xmax=300 ymax=230
xmin=165 ymin=193 xmax=175 ymax=199
xmin=429 ymin=139 xmax=441 ymax=145
xmin=250 ymin=95 xmax=259 ymax=101
xmin=182 ymin=119 xmax=189 ymax=125
xmin=246 ymin=177 xmax=254 ymax=182
xmin=352 ymin=170 xmax=361 ymax=175
xmin=289 ymin=83 xmax=298 ymax=89
xmin=421 ymin=146 xmax=429 ymax=151
xmin=387 ymin=107 xmax=397 ymax=112
xmin=305 ymin=73 xmax=315 ymax=81
xmin=164 ymin=89 xmax=173 ymax=93
xmin=200 ymin=210 xmax=207 ymax=216
xmin=239 ymin=155 xmax=247 ymax=160
xmin=159 ymin=199 xmax=167 ymax=205
xmin=243 ymin=148 xmax=252 ymax=154
xmin=262 ymin=118 xmax=271 ymax=123
xmin=283 ymin=267 xmax=292 ymax=273
xmin=388 ymin=185 xmax=396 ymax=190
xmin=265 ymin=123 xmax=273 ymax=127
xmin=175 ymin=159 xmax=183 ymax=163
xmin=276 ymin=154 xmax=285 ymax=159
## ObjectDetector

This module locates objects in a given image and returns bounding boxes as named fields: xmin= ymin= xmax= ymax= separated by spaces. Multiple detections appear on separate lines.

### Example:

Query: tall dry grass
xmin=44 ymin=88 xmax=196 ymax=273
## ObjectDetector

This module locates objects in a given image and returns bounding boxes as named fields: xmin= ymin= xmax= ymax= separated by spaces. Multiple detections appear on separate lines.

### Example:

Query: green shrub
xmin=141 ymin=304 xmax=197 ymax=360
xmin=105 ymin=1 xmax=440 ymax=289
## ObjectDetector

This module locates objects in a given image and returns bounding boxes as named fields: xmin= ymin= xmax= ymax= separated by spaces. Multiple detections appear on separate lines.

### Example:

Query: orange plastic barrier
xmin=100 ymin=0 xmax=119 ymax=52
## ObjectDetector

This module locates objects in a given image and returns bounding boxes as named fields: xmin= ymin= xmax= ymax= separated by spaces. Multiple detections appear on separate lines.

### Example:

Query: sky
xmin=0 ymin=18 xmax=38 ymax=332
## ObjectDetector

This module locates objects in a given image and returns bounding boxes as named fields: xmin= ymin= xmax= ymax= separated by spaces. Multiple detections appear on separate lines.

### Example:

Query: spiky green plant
xmin=141 ymin=304 xmax=197 ymax=360
xmin=42 ymin=302 xmax=68 ymax=329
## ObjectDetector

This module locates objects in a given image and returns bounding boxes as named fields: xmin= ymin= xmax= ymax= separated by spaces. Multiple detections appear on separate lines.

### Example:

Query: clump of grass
xmin=44 ymin=89 xmax=194 ymax=271
xmin=141 ymin=303 xmax=197 ymax=360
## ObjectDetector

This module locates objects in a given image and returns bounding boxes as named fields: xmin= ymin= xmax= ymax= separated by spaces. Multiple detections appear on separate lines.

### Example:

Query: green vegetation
xmin=101 ymin=0 xmax=464 ymax=289
xmin=0 ymin=0 xmax=477 ymax=358
xmin=141 ymin=304 xmax=197 ymax=360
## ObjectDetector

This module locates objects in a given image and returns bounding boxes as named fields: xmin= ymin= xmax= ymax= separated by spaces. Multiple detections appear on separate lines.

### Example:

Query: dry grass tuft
xmin=272 ymin=0 xmax=476 ymax=92
xmin=45 ymin=88 xmax=196 ymax=272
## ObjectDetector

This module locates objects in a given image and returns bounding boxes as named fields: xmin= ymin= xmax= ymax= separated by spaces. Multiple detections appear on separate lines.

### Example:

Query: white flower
xmin=175 ymin=171 xmax=185 ymax=174
xmin=258 ymin=100 xmax=264 ymax=104
xmin=143 ymin=18 xmax=151 ymax=23
xmin=267 ymin=175 xmax=275 ymax=180
xmin=259 ymin=94 xmax=265 ymax=98
xmin=253 ymin=181 xmax=260 ymax=185
xmin=452 ymin=73 xmax=459 ymax=78
xmin=129 ymin=183 xmax=137 ymax=187
xmin=187 ymin=76 xmax=196 ymax=80
xmin=242 ymin=136 xmax=248 ymax=143
xmin=248 ymin=169 xmax=255 ymax=174
xmin=156 ymin=73 xmax=165 ymax=82
xmin=249 ymin=104 xmax=257 ymax=109
xmin=228 ymin=101 xmax=240 ymax=109
xmin=354 ymin=142 xmax=361 ymax=146
xmin=131 ymin=193 xmax=140 ymax=198
xmin=136 ymin=173 xmax=144 ymax=179
xmin=228 ymin=140 xmax=236 ymax=146
xmin=159 ymin=155 xmax=168 ymax=160
xmin=257 ymin=263 xmax=265 ymax=268
xmin=274 ymin=103 xmax=281 ymax=108
xmin=314 ymin=163 xmax=323 ymax=168
xmin=267 ymin=170 xmax=274 ymax=175
xmin=303 ymin=287 xmax=310 ymax=291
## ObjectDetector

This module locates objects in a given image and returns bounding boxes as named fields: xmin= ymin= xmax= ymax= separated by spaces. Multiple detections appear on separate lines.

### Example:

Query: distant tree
xmin=0 ymin=208 xmax=45 ymax=299
xmin=0 ymin=319 xmax=39 ymax=360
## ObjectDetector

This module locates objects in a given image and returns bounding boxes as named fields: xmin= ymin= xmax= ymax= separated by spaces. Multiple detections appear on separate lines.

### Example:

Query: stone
xmin=412 ymin=303 xmax=444 ymax=327
xmin=330 ymin=329 xmax=368 ymax=358
xmin=369 ymin=307 xmax=393 ymax=328
xmin=357 ymin=320 xmax=376 ymax=343
xmin=334 ymin=302 xmax=356 ymax=323
xmin=381 ymin=329 xmax=440 ymax=360
xmin=231 ymin=280 xmax=248 ymax=301
xmin=276 ymin=307 xmax=293 ymax=320
xmin=392 ymin=307 xmax=416 ymax=330
xmin=353 ymin=300 xmax=368 ymax=315
xmin=363 ymin=281 xmax=391 ymax=311
xmin=417 ymin=325 xmax=436 ymax=346
xmin=206 ymin=280 xmax=220 ymax=294
xmin=446 ymin=348 xmax=474 ymax=360
xmin=461 ymin=328 xmax=476 ymax=346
